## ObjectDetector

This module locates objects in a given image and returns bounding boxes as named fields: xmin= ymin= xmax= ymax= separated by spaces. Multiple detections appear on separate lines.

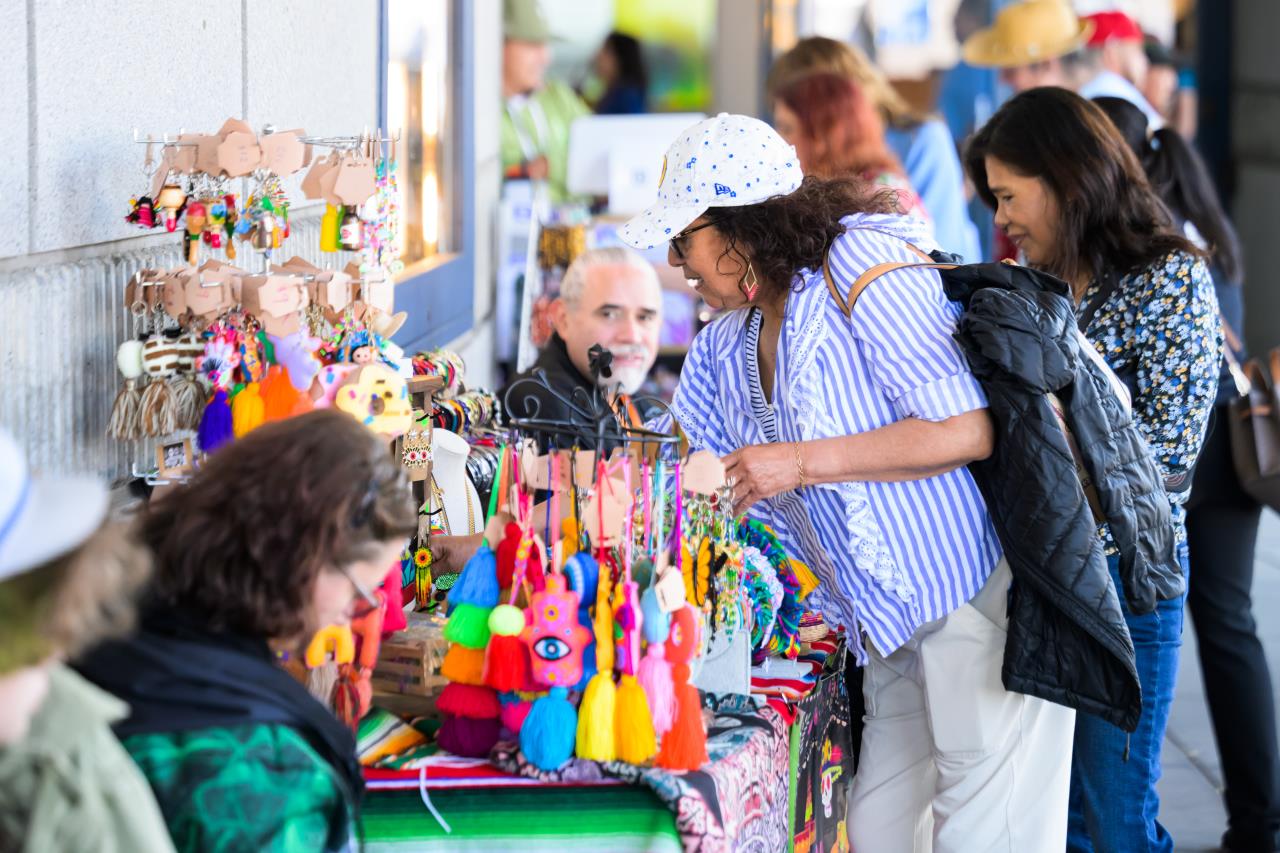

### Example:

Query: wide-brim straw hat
xmin=963 ymin=0 xmax=1095 ymax=69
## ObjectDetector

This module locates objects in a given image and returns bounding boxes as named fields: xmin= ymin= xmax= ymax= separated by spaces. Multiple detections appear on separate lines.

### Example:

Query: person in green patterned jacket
xmin=78 ymin=410 xmax=417 ymax=852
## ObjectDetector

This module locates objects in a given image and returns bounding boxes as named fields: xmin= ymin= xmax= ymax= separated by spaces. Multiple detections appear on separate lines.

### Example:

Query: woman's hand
xmin=722 ymin=443 xmax=801 ymax=514
xmin=428 ymin=533 xmax=486 ymax=576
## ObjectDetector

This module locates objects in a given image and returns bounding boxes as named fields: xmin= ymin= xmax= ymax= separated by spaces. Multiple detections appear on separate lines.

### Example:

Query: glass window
xmin=386 ymin=0 xmax=454 ymax=267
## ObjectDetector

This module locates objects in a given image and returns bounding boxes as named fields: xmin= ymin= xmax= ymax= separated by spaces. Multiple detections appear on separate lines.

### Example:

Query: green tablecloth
xmin=362 ymin=784 xmax=681 ymax=852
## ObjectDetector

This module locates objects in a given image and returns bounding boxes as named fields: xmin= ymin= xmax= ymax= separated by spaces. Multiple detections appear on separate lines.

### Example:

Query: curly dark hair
xmin=140 ymin=409 xmax=417 ymax=640
xmin=705 ymin=175 xmax=899 ymax=296
xmin=965 ymin=87 xmax=1200 ymax=287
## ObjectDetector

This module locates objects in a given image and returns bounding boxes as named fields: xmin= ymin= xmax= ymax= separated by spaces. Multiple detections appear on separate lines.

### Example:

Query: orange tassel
xmin=261 ymin=365 xmax=306 ymax=421
xmin=655 ymin=663 xmax=708 ymax=771
xmin=441 ymin=643 xmax=487 ymax=686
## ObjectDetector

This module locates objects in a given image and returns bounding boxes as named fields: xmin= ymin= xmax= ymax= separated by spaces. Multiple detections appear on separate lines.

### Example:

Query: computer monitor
xmin=566 ymin=113 xmax=705 ymax=213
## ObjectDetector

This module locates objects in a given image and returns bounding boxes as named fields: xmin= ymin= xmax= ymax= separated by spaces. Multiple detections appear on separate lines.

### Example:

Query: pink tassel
xmin=638 ymin=644 xmax=675 ymax=736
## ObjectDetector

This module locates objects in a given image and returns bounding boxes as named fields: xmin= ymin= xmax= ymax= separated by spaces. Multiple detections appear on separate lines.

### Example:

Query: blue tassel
xmin=197 ymin=389 xmax=234 ymax=454
xmin=448 ymin=544 xmax=500 ymax=609
xmin=520 ymin=686 xmax=576 ymax=771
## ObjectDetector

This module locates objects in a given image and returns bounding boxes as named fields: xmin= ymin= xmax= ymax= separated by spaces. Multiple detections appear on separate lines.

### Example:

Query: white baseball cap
xmin=0 ymin=430 xmax=109 ymax=582
xmin=620 ymin=113 xmax=804 ymax=251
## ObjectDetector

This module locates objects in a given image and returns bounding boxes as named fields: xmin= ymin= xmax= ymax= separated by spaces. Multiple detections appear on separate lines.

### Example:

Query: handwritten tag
xmin=581 ymin=477 xmax=629 ymax=546
xmin=184 ymin=274 xmax=229 ymax=317
xmin=362 ymin=274 xmax=394 ymax=314
xmin=334 ymin=157 xmax=377 ymax=205
xmin=218 ymin=131 xmax=262 ymax=177
xmin=196 ymin=134 xmax=223 ymax=175
xmin=260 ymin=129 xmax=306 ymax=176
xmin=160 ymin=275 xmax=188 ymax=320
xmin=654 ymin=562 xmax=688 ymax=613
xmin=173 ymin=134 xmax=202 ymax=172
xmin=324 ymin=271 xmax=354 ymax=311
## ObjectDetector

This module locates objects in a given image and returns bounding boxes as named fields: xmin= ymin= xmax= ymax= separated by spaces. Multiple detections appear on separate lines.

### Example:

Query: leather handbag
xmin=1222 ymin=319 xmax=1280 ymax=511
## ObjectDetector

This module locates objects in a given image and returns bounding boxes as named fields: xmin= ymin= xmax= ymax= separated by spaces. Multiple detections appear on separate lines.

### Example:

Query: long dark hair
xmin=141 ymin=410 xmax=416 ymax=639
xmin=706 ymin=175 xmax=898 ymax=294
xmin=1093 ymin=96 xmax=1242 ymax=282
xmin=965 ymin=87 xmax=1199 ymax=286
xmin=603 ymin=31 xmax=647 ymax=92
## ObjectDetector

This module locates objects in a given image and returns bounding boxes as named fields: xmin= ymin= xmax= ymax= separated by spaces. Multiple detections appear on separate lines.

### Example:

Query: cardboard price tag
xmin=362 ymin=273 xmax=394 ymax=314
xmin=160 ymin=274 xmax=188 ymax=320
xmin=173 ymin=134 xmax=202 ymax=173
xmin=683 ymin=450 xmax=727 ymax=496
xmin=581 ymin=477 xmax=630 ymax=546
xmin=654 ymin=561 xmax=688 ymax=614
xmin=260 ymin=129 xmax=307 ymax=176
xmin=184 ymin=272 xmax=231 ymax=318
xmin=334 ymin=157 xmax=376 ymax=205
xmin=218 ymin=131 xmax=262 ymax=177
xmin=301 ymin=153 xmax=337 ymax=200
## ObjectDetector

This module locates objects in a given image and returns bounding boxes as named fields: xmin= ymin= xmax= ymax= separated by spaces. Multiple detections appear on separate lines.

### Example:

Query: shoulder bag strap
xmin=1218 ymin=313 xmax=1253 ymax=396
xmin=821 ymin=235 xmax=955 ymax=320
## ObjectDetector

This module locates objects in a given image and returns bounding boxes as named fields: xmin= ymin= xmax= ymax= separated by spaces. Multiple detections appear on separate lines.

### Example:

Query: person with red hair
xmin=773 ymin=72 xmax=930 ymax=226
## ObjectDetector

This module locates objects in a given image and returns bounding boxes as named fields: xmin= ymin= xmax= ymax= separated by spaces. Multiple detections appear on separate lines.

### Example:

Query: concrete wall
xmin=1232 ymin=0 xmax=1280 ymax=354
xmin=0 ymin=1 xmax=501 ymax=480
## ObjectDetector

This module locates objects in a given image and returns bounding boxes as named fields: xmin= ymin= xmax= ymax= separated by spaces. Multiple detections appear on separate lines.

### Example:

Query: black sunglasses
xmin=670 ymin=220 xmax=716 ymax=260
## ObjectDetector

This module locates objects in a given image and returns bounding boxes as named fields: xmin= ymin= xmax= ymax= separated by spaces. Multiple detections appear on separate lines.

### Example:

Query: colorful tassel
xmin=440 ymin=643 xmax=486 ymax=686
xmin=520 ymin=686 xmax=576 ymax=772
xmin=170 ymin=374 xmax=206 ymax=431
xmin=495 ymin=522 xmax=523 ymax=589
xmin=484 ymin=604 xmax=530 ymax=692
xmin=443 ymin=602 xmax=492 ymax=649
xmin=231 ymin=381 xmax=265 ymax=437
xmin=437 ymin=713 xmax=500 ymax=758
xmin=449 ymin=544 xmax=500 ymax=609
xmin=499 ymin=695 xmax=532 ymax=734
xmin=437 ymin=682 xmax=501 ymax=719
xmin=638 ymin=644 xmax=675 ymax=737
xmin=614 ymin=673 xmax=657 ymax=764
xmin=261 ymin=365 xmax=306 ymax=422
xmin=107 ymin=379 xmax=143 ymax=440
xmin=196 ymin=388 xmax=234 ymax=454
xmin=575 ymin=669 xmax=617 ymax=761
xmin=656 ymin=662 xmax=708 ymax=770
xmin=139 ymin=377 xmax=177 ymax=437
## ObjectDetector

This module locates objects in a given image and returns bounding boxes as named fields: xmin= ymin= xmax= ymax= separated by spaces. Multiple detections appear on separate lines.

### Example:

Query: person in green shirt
xmin=501 ymin=0 xmax=590 ymax=205
xmin=0 ymin=430 xmax=174 ymax=853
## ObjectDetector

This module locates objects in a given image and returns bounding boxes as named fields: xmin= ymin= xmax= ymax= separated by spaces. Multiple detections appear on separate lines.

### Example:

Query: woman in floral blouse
xmin=966 ymin=87 xmax=1221 ymax=853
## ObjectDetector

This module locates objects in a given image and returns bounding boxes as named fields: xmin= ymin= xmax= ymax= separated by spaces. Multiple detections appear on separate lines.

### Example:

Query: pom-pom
xmin=437 ymin=682 xmax=501 ymax=719
xmin=440 ymin=643 xmax=486 ymax=686
xmin=614 ymin=673 xmax=657 ymax=764
xmin=638 ymin=644 xmax=675 ymax=736
xmin=655 ymin=663 xmax=708 ymax=771
xmin=196 ymin=388 xmax=234 ymax=454
xmin=449 ymin=544 xmax=500 ymax=609
xmin=231 ymin=381 xmax=265 ymax=437
xmin=437 ymin=713 xmax=500 ymax=758
xmin=488 ymin=603 xmax=525 ymax=637
xmin=494 ymin=522 xmax=523 ymax=589
xmin=107 ymin=379 xmax=143 ymax=440
xmin=520 ymin=686 xmax=577 ymax=772
xmin=484 ymin=632 xmax=530 ymax=692
xmin=563 ymin=552 xmax=600 ymax=607
xmin=575 ymin=670 xmax=617 ymax=762
xmin=444 ymin=602 xmax=492 ymax=649
xmin=499 ymin=695 xmax=532 ymax=734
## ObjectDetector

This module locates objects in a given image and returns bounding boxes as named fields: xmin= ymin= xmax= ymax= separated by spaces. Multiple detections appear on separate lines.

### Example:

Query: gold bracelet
xmin=793 ymin=442 xmax=806 ymax=490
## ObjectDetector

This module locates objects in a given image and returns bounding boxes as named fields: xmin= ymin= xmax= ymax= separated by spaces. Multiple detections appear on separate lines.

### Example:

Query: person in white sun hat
xmin=0 ymin=430 xmax=173 ymax=851
xmin=626 ymin=113 xmax=1074 ymax=851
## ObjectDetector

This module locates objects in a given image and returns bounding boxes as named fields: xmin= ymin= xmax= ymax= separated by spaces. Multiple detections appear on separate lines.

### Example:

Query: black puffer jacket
xmin=942 ymin=262 xmax=1182 ymax=732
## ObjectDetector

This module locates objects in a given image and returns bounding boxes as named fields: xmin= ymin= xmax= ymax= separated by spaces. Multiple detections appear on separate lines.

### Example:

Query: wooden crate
xmin=372 ymin=612 xmax=449 ymax=717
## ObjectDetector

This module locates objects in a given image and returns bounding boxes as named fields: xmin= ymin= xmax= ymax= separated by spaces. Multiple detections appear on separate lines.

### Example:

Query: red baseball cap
xmin=1083 ymin=11 xmax=1144 ymax=46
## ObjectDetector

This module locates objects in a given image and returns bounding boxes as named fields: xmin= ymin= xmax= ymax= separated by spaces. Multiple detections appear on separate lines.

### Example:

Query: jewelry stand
xmin=430 ymin=428 xmax=480 ymax=536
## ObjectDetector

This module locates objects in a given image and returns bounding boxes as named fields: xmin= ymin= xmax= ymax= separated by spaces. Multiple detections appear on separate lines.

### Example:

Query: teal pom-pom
xmin=448 ymin=544 xmax=500 ymax=609
xmin=520 ymin=686 xmax=577 ymax=771
xmin=444 ymin=602 xmax=492 ymax=649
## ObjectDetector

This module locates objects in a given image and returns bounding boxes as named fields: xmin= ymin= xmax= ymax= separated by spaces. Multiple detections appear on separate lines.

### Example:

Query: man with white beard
xmin=501 ymin=247 xmax=662 ymax=441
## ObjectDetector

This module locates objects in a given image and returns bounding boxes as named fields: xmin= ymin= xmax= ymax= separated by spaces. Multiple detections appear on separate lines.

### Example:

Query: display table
xmin=359 ymin=695 xmax=790 ymax=852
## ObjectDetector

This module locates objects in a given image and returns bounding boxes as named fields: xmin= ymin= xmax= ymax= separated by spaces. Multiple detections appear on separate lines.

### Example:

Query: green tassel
xmin=444 ymin=602 xmax=493 ymax=649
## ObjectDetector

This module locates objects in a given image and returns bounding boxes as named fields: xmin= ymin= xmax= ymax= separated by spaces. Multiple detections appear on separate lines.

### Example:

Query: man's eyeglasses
xmin=337 ymin=564 xmax=382 ymax=618
xmin=669 ymin=220 xmax=716 ymax=260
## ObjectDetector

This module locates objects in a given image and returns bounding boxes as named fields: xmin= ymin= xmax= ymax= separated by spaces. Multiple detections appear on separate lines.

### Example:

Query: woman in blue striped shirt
xmin=623 ymin=113 xmax=1076 ymax=852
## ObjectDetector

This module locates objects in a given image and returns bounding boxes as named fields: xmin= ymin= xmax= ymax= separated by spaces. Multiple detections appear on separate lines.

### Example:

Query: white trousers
xmin=847 ymin=560 xmax=1076 ymax=853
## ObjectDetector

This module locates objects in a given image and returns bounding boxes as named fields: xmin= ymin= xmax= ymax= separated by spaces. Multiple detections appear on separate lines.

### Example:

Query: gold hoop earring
xmin=740 ymin=261 xmax=760 ymax=302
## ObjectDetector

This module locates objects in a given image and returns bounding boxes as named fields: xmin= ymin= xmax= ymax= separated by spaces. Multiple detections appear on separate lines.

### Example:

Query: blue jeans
xmin=1067 ymin=547 xmax=1188 ymax=852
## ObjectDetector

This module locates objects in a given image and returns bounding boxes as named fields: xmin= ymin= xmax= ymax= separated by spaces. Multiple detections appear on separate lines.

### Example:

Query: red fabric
xmin=1083 ymin=11 xmax=1143 ymax=46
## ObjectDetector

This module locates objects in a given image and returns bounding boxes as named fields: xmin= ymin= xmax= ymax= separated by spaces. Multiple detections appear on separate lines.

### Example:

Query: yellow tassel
xmin=575 ymin=670 xmax=617 ymax=761
xmin=561 ymin=517 xmax=580 ymax=559
xmin=595 ymin=569 xmax=615 ymax=673
xmin=614 ymin=674 xmax=657 ymax=764
xmin=232 ymin=382 xmax=265 ymax=438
